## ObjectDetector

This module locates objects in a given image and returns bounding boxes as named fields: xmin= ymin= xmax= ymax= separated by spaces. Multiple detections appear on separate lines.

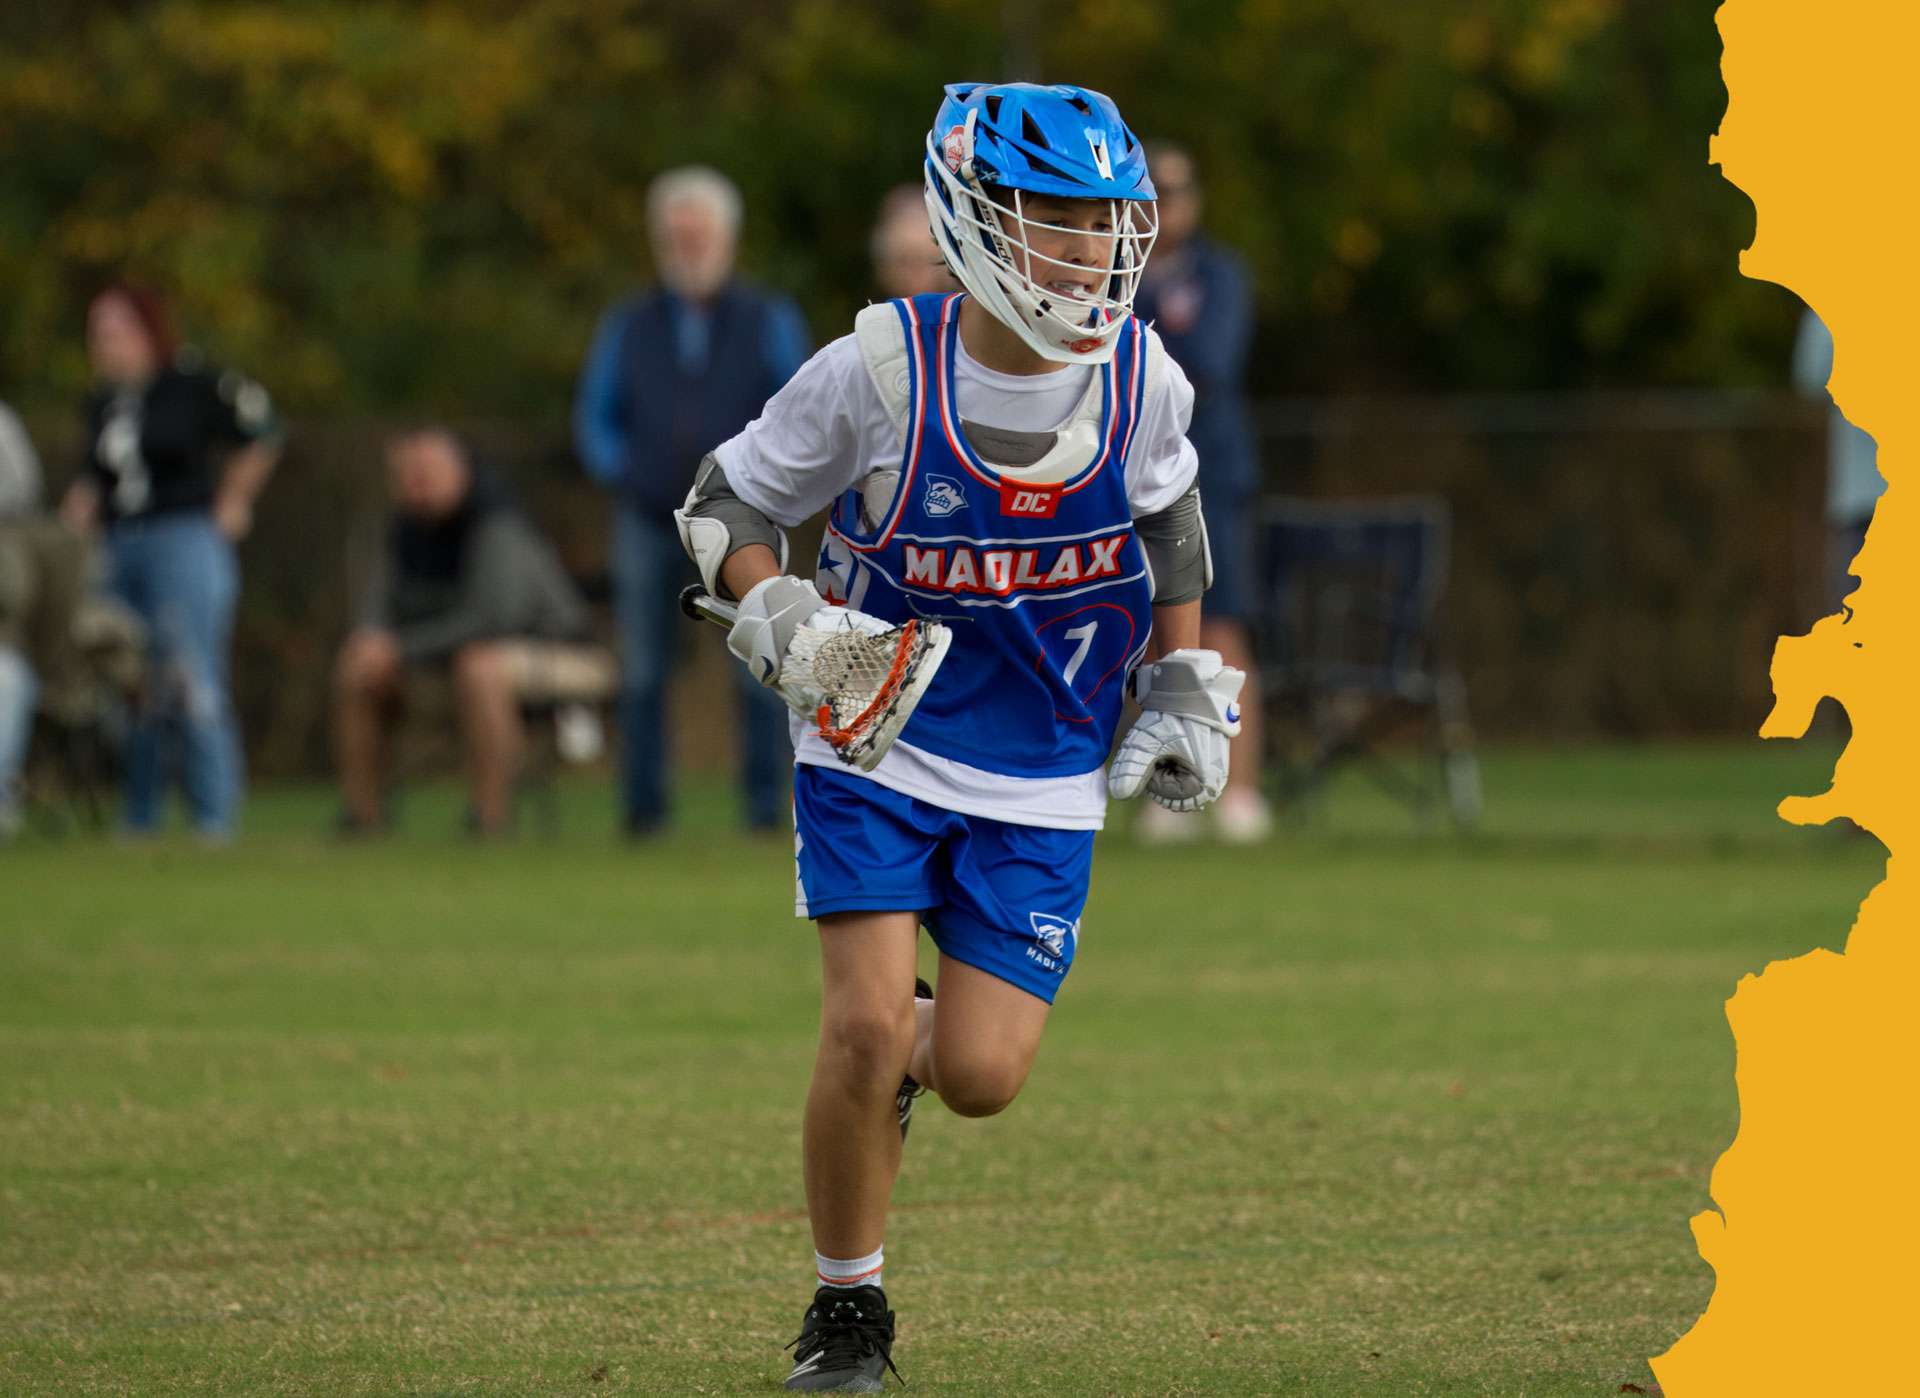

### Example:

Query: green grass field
xmin=1 ymin=743 xmax=1882 ymax=1395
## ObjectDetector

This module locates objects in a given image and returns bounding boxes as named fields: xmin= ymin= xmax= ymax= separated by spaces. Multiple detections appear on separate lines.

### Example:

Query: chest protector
xmin=814 ymin=292 xmax=1160 ymax=779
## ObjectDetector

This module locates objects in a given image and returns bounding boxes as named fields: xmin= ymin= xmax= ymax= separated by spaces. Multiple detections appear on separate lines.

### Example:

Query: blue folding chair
xmin=1254 ymin=496 xmax=1481 ymax=825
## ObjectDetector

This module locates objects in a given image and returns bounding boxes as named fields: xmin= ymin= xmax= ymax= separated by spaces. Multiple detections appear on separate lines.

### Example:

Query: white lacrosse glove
xmin=726 ymin=574 xmax=952 ymax=771
xmin=1107 ymin=649 xmax=1245 ymax=812
xmin=727 ymin=574 xmax=889 ymax=704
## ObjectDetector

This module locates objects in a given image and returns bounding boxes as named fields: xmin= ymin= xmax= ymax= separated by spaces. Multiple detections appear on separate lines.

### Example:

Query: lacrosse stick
xmin=680 ymin=585 xmax=951 ymax=772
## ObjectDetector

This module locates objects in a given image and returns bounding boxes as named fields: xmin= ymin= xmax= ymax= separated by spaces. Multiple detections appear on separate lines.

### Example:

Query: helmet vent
xmin=985 ymin=94 xmax=1003 ymax=125
xmin=1021 ymin=110 xmax=1051 ymax=149
xmin=1066 ymin=93 xmax=1095 ymax=117
xmin=1023 ymin=151 xmax=1074 ymax=183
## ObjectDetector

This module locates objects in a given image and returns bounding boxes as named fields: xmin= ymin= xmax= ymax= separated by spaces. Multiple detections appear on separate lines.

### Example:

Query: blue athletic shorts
xmin=792 ymin=763 xmax=1095 ymax=1004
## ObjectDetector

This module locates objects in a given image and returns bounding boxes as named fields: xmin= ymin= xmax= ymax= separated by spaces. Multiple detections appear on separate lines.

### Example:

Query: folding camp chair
xmin=1254 ymin=495 xmax=1481 ymax=826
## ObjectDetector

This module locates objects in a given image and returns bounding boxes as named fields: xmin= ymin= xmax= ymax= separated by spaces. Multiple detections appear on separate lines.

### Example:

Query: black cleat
xmin=897 ymin=978 xmax=932 ymax=1141
xmin=783 ymin=1284 xmax=902 ymax=1392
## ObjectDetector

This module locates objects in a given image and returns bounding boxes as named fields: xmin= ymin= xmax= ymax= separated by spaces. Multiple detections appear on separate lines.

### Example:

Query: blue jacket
xmin=1134 ymin=235 xmax=1260 ymax=498
xmin=573 ymin=282 xmax=811 ymax=518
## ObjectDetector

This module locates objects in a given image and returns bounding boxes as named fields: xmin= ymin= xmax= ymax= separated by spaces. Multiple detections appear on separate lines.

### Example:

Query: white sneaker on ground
xmin=1212 ymin=790 xmax=1275 ymax=845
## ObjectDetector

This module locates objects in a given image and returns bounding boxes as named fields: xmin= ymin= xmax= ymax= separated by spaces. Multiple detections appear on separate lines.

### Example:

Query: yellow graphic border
xmin=1652 ymin=2 xmax=1911 ymax=1392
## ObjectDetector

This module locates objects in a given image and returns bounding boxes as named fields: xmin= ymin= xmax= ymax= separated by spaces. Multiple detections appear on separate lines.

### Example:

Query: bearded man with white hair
xmin=573 ymin=166 xmax=812 ymax=836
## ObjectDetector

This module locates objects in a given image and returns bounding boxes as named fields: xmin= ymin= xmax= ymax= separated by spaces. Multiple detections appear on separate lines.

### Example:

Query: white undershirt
xmin=714 ymin=318 xmax=1199 ymax=831
xmin=949 ymin=337 xmax=1092 ymax=434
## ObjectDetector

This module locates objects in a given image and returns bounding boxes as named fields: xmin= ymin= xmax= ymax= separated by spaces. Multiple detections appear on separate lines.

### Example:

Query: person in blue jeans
xmin=62 ymin=284 xmax=280 ymax=840
xmin=573 ymin=167 xmax=811 ymax=835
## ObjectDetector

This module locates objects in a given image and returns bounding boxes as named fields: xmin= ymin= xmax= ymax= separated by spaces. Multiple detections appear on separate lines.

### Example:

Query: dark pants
xmin=611 ymin=505 xmax=788 ymax=831
xmin=1198 ymin=482 xmax=1255 ymax=623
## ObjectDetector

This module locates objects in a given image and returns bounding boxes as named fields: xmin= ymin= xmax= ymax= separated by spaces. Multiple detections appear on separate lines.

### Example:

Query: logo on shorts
xmin=1029 ymin=912 xmax=1078 ymax=964
xmin=923 ymin=474 xmax=968 ymax=518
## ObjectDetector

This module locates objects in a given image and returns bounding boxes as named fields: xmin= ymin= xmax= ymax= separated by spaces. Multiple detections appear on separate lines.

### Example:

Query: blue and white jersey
xmin=821 ymin=290 xmax=1155 ymax=776
xmin=714 ymin=291 xmax=1199 ymax=829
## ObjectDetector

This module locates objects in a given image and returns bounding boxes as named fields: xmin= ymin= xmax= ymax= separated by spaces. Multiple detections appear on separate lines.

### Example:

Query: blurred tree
xmin=0 ymin=0 xmax=1792 ymax=420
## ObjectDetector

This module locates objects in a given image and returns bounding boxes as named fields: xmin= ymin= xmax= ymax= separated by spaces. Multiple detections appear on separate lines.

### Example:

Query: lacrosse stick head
xmin=784 ymin=614 xmax=953 ymax=771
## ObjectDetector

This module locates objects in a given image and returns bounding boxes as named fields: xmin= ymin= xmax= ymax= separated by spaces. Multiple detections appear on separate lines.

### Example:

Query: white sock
xmin=816 ymin=1245 xmax=884 ymax=1291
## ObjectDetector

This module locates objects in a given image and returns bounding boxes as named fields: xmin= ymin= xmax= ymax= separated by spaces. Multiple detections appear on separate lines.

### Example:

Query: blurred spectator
xmin=871 ymin=184 xmax=954 ymax=299
xmin=0 ymin=400 xmax=41 ymax=519
xmin=573 ymin=166 xmax=811 ymax=836
xmin=1133 ymin=143 xmax=1272 ymax=843
xmin=2 ymin=402 xmax=123 ymax=839
xmin=333 ymin=427 xmax=611 ymax=837
xmin=0 ymin=400 xmax=44 ymax=835
xmin=1792 ymin=308 xmax=1885 ymax=613
xmin=61 ymin=285 xmax=280 ymax=840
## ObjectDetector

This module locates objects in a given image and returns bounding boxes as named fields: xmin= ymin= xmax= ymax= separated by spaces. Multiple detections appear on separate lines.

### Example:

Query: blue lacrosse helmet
xmin=923 ymin=82 xmax=1160 ymax=363
xmin=931 ymin=81 xmax=1155 ymax=201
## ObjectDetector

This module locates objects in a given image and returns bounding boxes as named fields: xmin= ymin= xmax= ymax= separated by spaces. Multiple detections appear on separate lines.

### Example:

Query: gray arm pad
xmin=675 ymin=455 xmax=789 ymax=599
xmin=1133 ymin=486 xmax=1212 ymax=606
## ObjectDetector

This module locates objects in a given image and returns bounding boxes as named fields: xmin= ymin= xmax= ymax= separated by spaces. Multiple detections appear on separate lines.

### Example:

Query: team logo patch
xmin=1028 ymin=912 xmax=1079 ymax=971
xmin=941 ymin=123 xmax=968 ymax=173
xmin=999 ymin=478 xmax=1062 ymax=518
xmin=923 ymin=474 xmax=967 ymax=518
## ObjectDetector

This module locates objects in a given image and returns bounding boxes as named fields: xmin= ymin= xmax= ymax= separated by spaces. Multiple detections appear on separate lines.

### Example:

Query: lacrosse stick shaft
xmin=678 ymin=585 xmax=737 ymax=629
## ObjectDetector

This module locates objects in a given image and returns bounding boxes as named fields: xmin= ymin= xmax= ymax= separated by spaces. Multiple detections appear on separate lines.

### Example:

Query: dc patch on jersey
xmin=923 ymin=474 xmax=968 ymax=518
xmin=1027 ymin=911 xmax=1079 ymax=974
xmin=999 ymin=478 xmax=1062 ymax=519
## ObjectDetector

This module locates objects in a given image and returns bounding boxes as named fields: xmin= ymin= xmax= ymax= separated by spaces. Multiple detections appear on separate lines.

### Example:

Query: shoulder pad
xmin=854 ymin=302 xmax=913 ymax=444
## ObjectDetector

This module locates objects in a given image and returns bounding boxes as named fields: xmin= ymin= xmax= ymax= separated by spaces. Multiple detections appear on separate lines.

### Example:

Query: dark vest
xmin=616 ymin=284 xmax=777 ymax=518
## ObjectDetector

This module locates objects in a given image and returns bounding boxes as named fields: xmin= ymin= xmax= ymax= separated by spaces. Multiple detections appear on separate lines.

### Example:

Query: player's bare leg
xmin=909 ymin=954 xmax=1051 ymax=1118
xmin=807 ymin=910 xmax=921 ymax=1257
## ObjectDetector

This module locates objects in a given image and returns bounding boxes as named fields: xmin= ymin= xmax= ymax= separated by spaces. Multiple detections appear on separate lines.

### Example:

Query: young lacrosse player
xmin=676 ymin=81 xmax=1243 ymax=1391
